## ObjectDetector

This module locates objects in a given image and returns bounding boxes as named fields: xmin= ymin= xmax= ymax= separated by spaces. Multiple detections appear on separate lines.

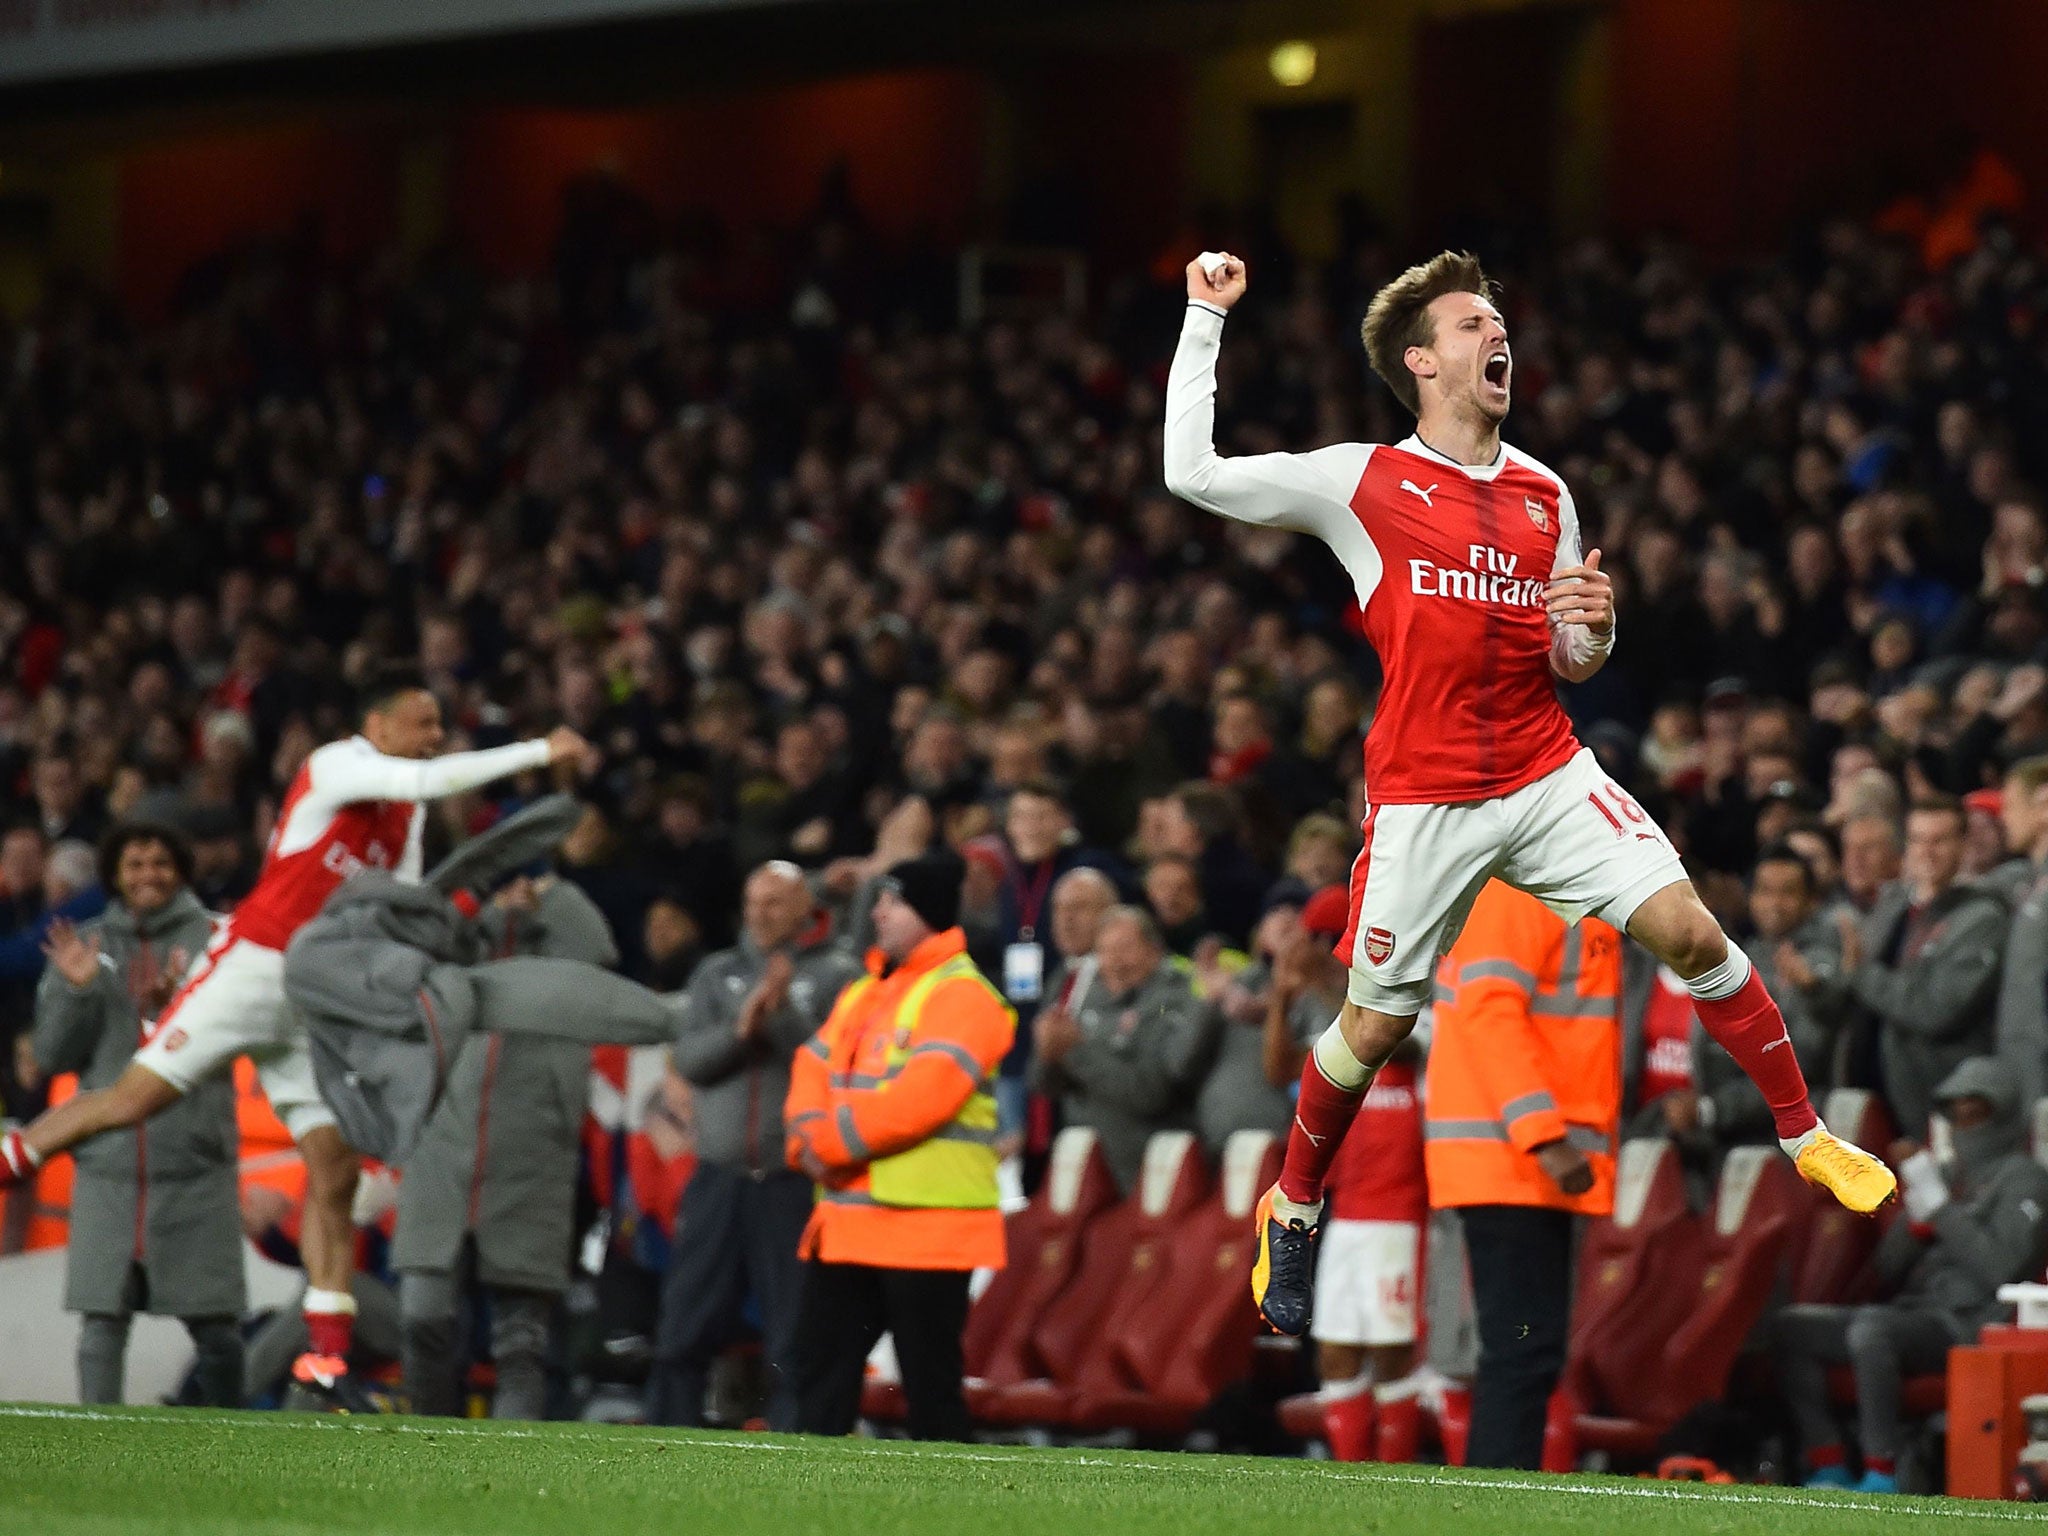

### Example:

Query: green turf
xmin=0 ymin=1404 xmax=2031 ymax=1536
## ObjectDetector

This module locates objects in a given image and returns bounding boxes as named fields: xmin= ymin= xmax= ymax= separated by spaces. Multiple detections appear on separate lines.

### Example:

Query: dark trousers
xmin=646 ymin=1164 xmax=812 ymax=1430
xmin=1459 ymin=1204 xmax=1574 ymax=1470
xmin=790 ymin=1260 xmax=973 ymax=1441
xmin=1775 ymin=1302 xmax=1958 ymax=1462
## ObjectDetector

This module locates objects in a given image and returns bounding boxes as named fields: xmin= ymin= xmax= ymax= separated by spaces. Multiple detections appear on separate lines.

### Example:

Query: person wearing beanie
xmin=783 ymin=848 xmax=1016 ymax=1440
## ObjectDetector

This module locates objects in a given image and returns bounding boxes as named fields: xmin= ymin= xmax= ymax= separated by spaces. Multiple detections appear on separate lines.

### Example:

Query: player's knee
xmin=1846 ymin=1305 xmax=1895 ymax=1357
xmin=1338 ymin=1001 xmax=1416 ymax=1067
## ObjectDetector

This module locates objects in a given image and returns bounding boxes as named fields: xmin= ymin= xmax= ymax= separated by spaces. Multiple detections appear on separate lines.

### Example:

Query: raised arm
xmin=309 ymin=735 xmax=558 ymax=806
xmin=1164 ymin=253 xmax=1372 ymax=544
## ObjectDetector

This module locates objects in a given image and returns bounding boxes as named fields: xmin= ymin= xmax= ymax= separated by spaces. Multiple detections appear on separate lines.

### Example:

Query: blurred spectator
xmin=1837 ymin=797 xmax=2008 ymax=1134
xmin=1028 ymin=905 xmax=1205 ymax=1194
xmin=1154 ymin=784 xmax=1265 ymax=945
xmin=1425 ymin=883 xmax=1623 ymax=1470
xmin=1628 ymin=844 xmax=1843 ymax=1184
xmin=1189 ymin=888 xmax=1310 ymax=1159
xmin=1836 ymin=813 xmax=1905 ymax=915
xmin=1776 ymin=1058 xmax=2048 ymax=1494
xmin=395 ymin=875 xmax=617 ymax=1420
xmin=1996 ymin=756 xmax=2048 ymax=1107
xmin=988 ymin=782 xmax=1124 ymax=1123
xmin=1142 ymin=853 xmax=1210 ymax=955
xmin=28 ymin=822 xmax=239 ymax=1406
xmin=648 ymin=861 xmax=860 ymax=1429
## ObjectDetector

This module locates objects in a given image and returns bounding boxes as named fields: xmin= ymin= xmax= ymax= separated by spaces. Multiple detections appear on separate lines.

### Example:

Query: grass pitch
xmin=0 ymin=1404 xmax=2028 ymax=1536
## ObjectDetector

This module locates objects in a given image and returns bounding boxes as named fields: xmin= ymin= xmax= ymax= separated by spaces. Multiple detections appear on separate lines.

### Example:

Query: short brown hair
xmin=2007 ymin=754 xmax=2048 ymax=798
xmin=1907 ymin=793 xmax=1965 ymax=831
xmin=1360 ymin=251 xmax=1498 ymax=416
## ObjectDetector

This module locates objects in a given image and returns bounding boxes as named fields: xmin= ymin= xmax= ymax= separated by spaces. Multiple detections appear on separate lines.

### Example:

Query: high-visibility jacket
xmin=785 ymin=926 xmax=1015 ymax=1270
xmin=1424 ymin=881 xmax=1622 ymax=1216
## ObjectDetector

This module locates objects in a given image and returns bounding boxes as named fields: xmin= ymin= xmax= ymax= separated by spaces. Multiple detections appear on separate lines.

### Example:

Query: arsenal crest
xmin=1524 ymin=495 xmax=1550 ymax=532
xmin=1363 ymin=927 xmax=1396 ymax=966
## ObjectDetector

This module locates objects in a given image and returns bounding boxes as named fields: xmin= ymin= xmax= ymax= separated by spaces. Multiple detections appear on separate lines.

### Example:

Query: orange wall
xmin=1610 ymin=0 xmax=2048 ymax=247
xmin=119 ymin=124 xmax=400 ymax=318
xmin=448 ymin=69 xmax=989 ymax=274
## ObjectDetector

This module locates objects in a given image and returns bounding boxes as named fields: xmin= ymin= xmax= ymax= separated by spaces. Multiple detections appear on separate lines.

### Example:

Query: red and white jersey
xmin=1325 ymin=1057 xmax=1427 ymax=1224
xmin=228 ymin=733 xmax=552 ymax=951
xmin=1164 ymin=303 xmax=1608 ymax=805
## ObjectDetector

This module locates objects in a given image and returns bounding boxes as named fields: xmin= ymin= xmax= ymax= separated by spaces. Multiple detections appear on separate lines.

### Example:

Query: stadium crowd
xmin=4 ymin=165 xmax=2048 ymax=1469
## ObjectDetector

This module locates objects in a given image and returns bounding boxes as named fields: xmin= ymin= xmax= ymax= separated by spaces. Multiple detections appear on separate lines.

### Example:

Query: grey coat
xmin=32 ymin=889 xmax=243 ymax=1318
xmin=1994 ymin=858 xmax=2048 ymax=1112
xmin=1191 ymin=959 xmax=1321 ymax=1156
xmin=671 ymin=929 xmax=862 ymax=1174
xmin=1875 ymin=1150 xmax=2048 ymax=1338
xmin=1847 ymin=878 xmax=2009 ymax=1136
xmin=392 ymin=880 xmax=618 ymax=1293
xmin=285 ymin=874 xmax=678 ymax=1167
xmin=1028 ymin=956 xmax=1208 ymax=1193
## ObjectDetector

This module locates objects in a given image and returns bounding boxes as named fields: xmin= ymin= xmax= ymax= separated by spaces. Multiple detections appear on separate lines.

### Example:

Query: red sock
xmin=1374 ymin=1394 xmax=1422 ymax=1464
xmin=1806 ymin=1442 xmax=1845 ymax=1469
xmin=1864 ymin=1455 xmax=1896 ymax=1476
xmin=1278 ymin=1054 xmax=1366 ymax=1206
xmin=1323 ymin=1388 xmax=1377 ymax=1462
xmin=305 ymin=1307 xmax=354 ymax=1359
xmin=1692 ymin=970 xmax=1819 ymax=1141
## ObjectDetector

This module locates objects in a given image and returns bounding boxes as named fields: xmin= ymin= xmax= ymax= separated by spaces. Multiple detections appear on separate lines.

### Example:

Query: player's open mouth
xmin=1483 ymin=351 xmax=1510 ymax=390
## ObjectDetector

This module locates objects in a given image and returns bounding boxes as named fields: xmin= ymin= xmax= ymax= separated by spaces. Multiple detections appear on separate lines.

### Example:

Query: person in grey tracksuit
xmin=1992 ymin=756 xmax=2048 ymax=1112
xmin=1776 ymin=1056 xmax=2048 ymax=1487
xmin=29 ymin=823 xmax=242 ymax=1406
xmin=393 ymin=872 xmax=620 ymax=1419
xmin=1832 ymin=800 xmax=2008 ymax=1137
xmin=1029 ymin=906 xmax=1209 ymax=1194
xmin=282 ymin=798 xmax=681 ymax=1171
xmin=646 ymin=861 xmax=862 ymax=1429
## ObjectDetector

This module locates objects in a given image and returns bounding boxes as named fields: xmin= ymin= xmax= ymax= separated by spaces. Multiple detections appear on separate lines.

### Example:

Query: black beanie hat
xmin=881 ymin=850 xmax=964 ymax=934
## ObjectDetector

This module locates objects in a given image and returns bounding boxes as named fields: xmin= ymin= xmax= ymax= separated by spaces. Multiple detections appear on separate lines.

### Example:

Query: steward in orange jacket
xmin=782 ymin=851 xmax=1015 ymax=1440
xmin=1424 ymin=879 xmax=1622 ymax=1470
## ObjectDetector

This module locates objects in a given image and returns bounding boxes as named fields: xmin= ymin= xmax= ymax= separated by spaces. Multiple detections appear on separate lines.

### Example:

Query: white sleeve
xmin=1163 ymin=305 xmax=1367 ymax=542
xmin=1548 ymin=487 xmax=1614 ymax=674
xmin=309 ymin=738 xmax=553 ymax=808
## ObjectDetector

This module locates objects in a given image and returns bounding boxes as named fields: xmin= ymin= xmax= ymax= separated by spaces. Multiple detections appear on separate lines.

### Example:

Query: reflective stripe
xmin=1499 ymin=1091 xmax=1559 ymax=1127
xmin=819 ymin=1186 xmax=881 ymax=1207
xmin=834 ymin=1070 xmax=888 ymax=1089
xmin=932 ymin=1123 xmax=1000 ymax=1148
xmin=1432 ymin=982 xmax=1456 ymax=1007
xmin=908 ymin=1039 xmax=984 ymax=1077
xmin=1425 ymin=1119 xmax=1512 ymax=1142
xmin=1557 ymin=924 xmax=1584 ymax=990
xmin=1564 ymin=1125 xmax=1612 ymax=1154
xmin=1529 ymin=991 xmax=1614 ymax=1018
xmin=1457 ymin=960 xmax=1537 ymax=991
xmin=1425 ymin=1118 xmax=1613 ymax=1156
xmin=803 ymin=1037 xmax=831 ymax=1061
xmin=836 ymin=1104 xmax=870 ymax=1162
xmin=787 ymin=1109 xmax=825 ymax=1130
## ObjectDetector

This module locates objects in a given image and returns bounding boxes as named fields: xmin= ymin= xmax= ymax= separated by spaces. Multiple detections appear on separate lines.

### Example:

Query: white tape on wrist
xmin=1197 ymin=251 xmax=1230 ymax=279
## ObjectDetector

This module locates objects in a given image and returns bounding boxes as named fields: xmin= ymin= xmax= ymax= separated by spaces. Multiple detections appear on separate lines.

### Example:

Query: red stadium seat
xmin=863 ymin=1127 xmax=1120 ymax=1425
xmin=976 ymin=1130 xmax=1213 ymax=1429
xmin=1559 ymin=1139 xmax=1703 ymax=1455
xmin=1071 ymin=1130 xmax=1281 ymax=1433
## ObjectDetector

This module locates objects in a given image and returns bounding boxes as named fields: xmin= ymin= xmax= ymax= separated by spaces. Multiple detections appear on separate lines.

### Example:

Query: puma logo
xmin=1760 ymin=1034 xmax=1791 ymax=1054
xmin=1294 ymin=1116 xmax=1327 ymax=1148
xmin=1634 ymin=832 xmax=1661 ymax=843
xmin=1399 ymin=480 xmax=1438 ymax=507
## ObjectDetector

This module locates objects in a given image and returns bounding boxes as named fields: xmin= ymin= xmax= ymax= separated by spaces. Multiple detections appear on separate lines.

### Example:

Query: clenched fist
xmin=1186 ymin=253 xmax=1248 ymax=312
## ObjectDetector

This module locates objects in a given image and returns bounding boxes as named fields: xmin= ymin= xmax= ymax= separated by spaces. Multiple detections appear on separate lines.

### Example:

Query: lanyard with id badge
xmin=1003 ymin=859 xmax=1057 ymax=1004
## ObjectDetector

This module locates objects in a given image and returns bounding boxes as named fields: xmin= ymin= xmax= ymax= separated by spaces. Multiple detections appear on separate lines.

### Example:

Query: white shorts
xmin=1311 ymin=1218 xmax=1421 ymax=1347
xmin=132 ymin=935 xmax=337 ymax=1142
xmin=1339 ymin=748 xmax=1686 ymax=1016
